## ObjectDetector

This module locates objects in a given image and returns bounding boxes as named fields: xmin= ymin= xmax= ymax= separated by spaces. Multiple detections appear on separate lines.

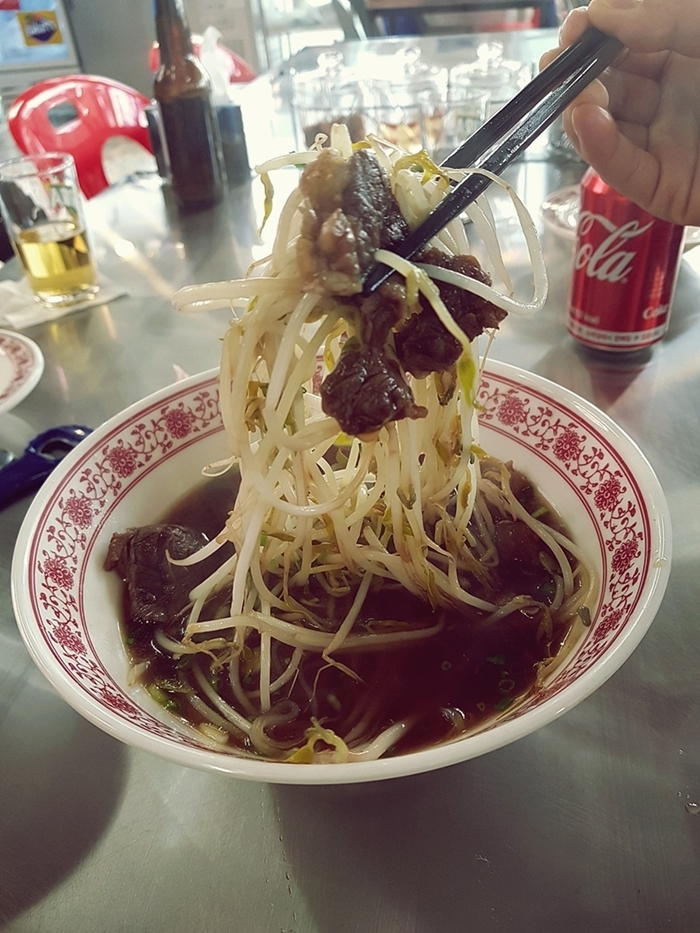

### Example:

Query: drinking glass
xmin=450 ymin=43 xmax=530 ymax=121
xmin=421 ymin=83 xmax=490 ymax=164
xmin=0 ymin=152 xmax=99 ymax=307
xmin=371 ymin=47 xmax=448 ymax=154
xmin=291 ymin=51 xmax=367 ymax=149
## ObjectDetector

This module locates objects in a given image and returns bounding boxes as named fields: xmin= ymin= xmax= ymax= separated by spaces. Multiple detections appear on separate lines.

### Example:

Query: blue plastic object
xmin=0 ymin=425 xmax=92 ymax=507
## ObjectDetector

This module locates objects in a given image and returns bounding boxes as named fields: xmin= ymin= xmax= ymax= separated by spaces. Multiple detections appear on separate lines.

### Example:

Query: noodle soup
xmin=13 ymin=358 xmax=670 ymax=783
xmin=110 ymin=459 xmax=589 ymax=761
xmin=106 ymin=125 xmax=594 ymax=764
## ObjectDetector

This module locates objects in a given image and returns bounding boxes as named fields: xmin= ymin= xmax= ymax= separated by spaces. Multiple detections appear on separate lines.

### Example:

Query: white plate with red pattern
xmin=10 ymin=363 xmax=672 ymax=784
xmin=0 ymin=329 xmax=44 ymax=416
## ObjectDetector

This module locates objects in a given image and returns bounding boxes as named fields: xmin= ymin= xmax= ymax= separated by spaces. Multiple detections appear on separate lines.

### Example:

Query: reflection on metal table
xmin=1 ymin=28 xmax=699 ymax=933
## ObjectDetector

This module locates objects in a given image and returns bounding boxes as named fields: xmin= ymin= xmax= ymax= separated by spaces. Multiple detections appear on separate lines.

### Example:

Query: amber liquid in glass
xmin=14 ymin=220 xmax=97 ymax=302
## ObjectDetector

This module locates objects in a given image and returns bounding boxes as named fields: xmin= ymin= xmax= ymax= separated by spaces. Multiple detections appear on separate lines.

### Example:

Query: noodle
xmin=110 ymin=125 xmax=598 ymax=764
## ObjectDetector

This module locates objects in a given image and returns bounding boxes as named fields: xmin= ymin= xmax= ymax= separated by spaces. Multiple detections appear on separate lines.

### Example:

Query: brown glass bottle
xmin=153 ymin=0 xmax=224 ymax=210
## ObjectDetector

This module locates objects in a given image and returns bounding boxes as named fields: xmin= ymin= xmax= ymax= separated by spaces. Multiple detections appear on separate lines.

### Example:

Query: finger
xmin=601 ymin=66 xmax=661 ymax=125
xmin=559 ymin=7 xmax=592 ymax=48
xmin=539 ymin=11 xmax=610 ymax=113
xmin=589 ymin=0 xmax=700 ymax=59
xmin=562 ymin=105 xmax=648 ymax=162
xmin=569 ymin=103 xmax=660 ymax=206
xmin=561 ymin=108 xmax=583 ymax=156
xmin=538 ymin=8 xmax=591 ymax=72
xmin=539 ymin=47 xmax=561 ymax=71
xmin=604 ymin=48 xmax=670 ymax=81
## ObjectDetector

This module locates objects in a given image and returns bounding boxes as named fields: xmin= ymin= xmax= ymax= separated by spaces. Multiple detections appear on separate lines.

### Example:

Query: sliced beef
xmin=356 ymin=278 xmax=410 ymax=348
xmin=342 ymin=149 xmax=410 ymax=267
xmin=298 ymin=148 xmax=409 ymax=296
xmin=297 ymin=149 xmax=509 ymax=435
xmin=396 ymin=248 xmax=507 ymax=378
xmin=105 ymin=524 xmax=208 ymax=626
xmin=319 ymin=342 xmax=427 ymax=437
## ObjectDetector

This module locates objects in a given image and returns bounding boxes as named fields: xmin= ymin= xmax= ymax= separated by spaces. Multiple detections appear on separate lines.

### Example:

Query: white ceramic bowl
xmin=12 ymin=362 xmax=672 ymax=784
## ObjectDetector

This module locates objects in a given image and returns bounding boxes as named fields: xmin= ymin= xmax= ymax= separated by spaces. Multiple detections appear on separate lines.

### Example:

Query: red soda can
xmin=567 ymin=168 xmax=685 ymax=351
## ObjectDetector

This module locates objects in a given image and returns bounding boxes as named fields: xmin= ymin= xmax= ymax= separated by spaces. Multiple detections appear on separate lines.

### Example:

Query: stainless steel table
xmin=2 ymin=29 xmax=699 ymax=933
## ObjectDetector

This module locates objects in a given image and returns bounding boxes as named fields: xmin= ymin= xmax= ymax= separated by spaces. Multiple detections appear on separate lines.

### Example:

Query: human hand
xmin=541 ymin=0 xmax=700 ymax=226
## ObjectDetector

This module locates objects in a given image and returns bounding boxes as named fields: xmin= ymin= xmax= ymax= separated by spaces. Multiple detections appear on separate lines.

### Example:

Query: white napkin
xmin=0 ymin=276 xmax=127 ymax=330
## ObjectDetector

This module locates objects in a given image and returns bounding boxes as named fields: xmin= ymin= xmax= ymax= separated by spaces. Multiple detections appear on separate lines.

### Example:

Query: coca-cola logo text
xmin=643 ymin=302 xmax=669 ymax=321
xmin=575 ymin=212 xmax=653 ymax=284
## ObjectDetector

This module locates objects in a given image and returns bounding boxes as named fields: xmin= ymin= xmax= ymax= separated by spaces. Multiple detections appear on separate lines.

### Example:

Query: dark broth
xmin=116 ymin=466 xmax=580 ymax=759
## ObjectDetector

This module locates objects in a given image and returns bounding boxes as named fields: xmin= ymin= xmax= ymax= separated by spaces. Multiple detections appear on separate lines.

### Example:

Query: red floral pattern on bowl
xmin=11 ymin=363 xmax=672 ymax=785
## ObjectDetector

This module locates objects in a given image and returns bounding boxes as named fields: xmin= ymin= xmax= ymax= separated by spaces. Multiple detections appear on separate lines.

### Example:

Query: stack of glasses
xmin=291 ymin=43 xmax=531 ymax=162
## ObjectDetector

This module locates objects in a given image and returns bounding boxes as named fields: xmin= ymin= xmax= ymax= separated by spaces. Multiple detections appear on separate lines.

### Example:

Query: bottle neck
xmin=154 ymin=0 xmax=195 ymax=66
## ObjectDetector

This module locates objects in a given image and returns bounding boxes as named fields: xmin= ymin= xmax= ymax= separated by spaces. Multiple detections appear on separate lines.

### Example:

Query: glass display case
xmin=254 ymin=0 xmax=349 ymax=72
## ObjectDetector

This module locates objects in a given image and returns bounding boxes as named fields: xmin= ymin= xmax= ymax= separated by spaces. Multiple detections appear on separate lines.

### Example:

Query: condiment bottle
xmin=568 ymin=167 xmax=685 ymax=352
xmin=153 ymin=0 xmax=224 ymax=210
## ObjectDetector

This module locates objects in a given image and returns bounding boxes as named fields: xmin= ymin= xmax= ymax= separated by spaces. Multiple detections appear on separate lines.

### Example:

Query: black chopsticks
xmin=362 ymin=26 xmax=624 ymax=295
